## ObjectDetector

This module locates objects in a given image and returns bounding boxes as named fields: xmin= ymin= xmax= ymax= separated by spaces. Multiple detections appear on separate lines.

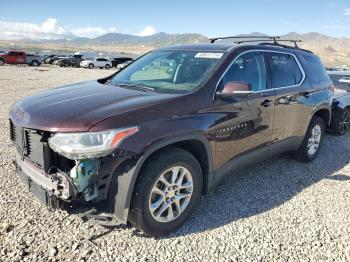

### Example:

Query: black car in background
xmin=111 ymin=57 xmax=133 ymax=68
xmin=328 ymin=71 xmax=350 ymax=135
xmin=57 ymin=55 xmax=84 ymax=67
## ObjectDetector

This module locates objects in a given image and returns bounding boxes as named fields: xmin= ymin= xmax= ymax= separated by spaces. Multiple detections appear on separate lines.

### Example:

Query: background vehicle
xmin=43 ymin=54 xmax=57 ymax=64
xmin=111 ymin=57 xmax=133 ymax=68
xmin=0 ymin=51 xmax=42 ymax=66
xmin=80 ymin=57 xmax=112 ymax=69
xmin=57 ymin=55 xmax=84 ymax=67
xmin=10 ymin=36 xmax=333 ymax=236
xmin=116 ymin=60 xmax=133 ymax=70
xmin=47 ymin=55 xmax=59 ymax=64
xmin=328 ymin=71 xmax=350 ymax=135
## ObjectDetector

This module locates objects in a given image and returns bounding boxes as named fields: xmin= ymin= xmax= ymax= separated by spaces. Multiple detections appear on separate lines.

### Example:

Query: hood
xmin=10 ymin=80 xmax=178 ymax=132
xmin=334 ymin=88 xmax=349 ymax=99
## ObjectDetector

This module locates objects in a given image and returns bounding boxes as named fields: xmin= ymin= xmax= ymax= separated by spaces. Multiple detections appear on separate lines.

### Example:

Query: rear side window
xmin=266 ymin=52 xmax=303 ymax=88
xmin=302 ymin=55 xmax=330 ymax=83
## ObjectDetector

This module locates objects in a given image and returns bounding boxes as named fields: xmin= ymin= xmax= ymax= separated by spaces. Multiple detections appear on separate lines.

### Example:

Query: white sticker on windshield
xmin=195 ymin=52 xmax=223 ymax=59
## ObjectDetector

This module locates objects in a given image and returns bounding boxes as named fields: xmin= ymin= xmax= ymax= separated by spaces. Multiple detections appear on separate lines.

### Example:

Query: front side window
xmin=219 ymin=51 xmax=267 ymax=92
xmin=111 ymin=51 xmax=224 ymax=94
xmin=266 ymin=52 xmax=303 ymax=88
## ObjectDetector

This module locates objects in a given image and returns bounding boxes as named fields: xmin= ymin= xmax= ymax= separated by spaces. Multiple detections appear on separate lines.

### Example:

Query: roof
xmin=157 ymin=43 xmax=233 ymax=52
xmin=155 ymin=42 xmax=313 ymax=56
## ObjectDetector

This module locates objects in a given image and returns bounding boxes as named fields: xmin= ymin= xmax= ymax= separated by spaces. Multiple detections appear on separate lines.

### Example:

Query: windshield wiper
xmin=114 ymin=83 xmax=155 ymax=92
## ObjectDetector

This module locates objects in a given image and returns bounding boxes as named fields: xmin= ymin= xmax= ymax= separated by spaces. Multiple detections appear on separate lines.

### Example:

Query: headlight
xmin=48 ymin=127 xmax=139 ymax=160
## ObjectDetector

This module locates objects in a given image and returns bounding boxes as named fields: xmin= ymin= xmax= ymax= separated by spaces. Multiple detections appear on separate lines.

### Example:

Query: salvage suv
xmin=10 ymin=36 xmax=333 ymax=236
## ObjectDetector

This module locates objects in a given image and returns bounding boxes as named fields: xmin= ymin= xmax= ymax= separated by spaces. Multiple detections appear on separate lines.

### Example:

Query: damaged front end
xmin=11 ymin=121 xmax=140 ymax=225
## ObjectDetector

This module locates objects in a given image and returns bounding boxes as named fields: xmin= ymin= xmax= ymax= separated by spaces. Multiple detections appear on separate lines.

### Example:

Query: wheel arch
xmin=313 ymin=107 xmax=331 ymax=126
xmin=111 ymin=134 xmax=214 ymax=223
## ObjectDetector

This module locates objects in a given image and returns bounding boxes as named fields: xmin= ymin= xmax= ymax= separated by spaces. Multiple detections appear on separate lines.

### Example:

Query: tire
xmin=128 ymin=147 xmax=203 ymax=237
xmin=88 ymin=63 xmax=94 ymax=69
xmin=64 ymin=62 xmax=69 ymax=67
xmin=31 ymin=60 xmax=39 ymax=67
xmin=331 ymin=108 xmax=350 ymax=136
xmin=292 ymin=116 xmax=325 ymax=162
xmin=105 ymin=64 xmax=110 ymax=69
xmin=0 ymin=59 xmax=4 ymax=66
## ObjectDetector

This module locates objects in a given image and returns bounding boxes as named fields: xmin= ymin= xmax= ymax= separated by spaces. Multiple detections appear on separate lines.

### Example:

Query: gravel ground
xmin=0 ymin=64 xmax=349 ymax=261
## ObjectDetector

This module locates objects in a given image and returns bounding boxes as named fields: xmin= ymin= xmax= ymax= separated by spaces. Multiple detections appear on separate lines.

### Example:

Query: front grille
xmin=10 ymin=121 xmax=74 ymax=173
xmin=11 ymin=121 xmax=51 ymax=171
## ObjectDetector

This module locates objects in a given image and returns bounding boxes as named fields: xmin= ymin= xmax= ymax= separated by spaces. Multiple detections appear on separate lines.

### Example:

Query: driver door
xmin=213 ymin=51 xmax=276 ymax=168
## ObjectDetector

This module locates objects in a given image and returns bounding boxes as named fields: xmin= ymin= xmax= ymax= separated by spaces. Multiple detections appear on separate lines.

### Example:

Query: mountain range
xmin=1 ymin=32 xmax=350 ymax=66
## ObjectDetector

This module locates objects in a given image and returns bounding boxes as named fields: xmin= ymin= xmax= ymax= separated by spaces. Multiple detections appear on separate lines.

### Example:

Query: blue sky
xmin=0 ymin=0 xmax=349 ymax=39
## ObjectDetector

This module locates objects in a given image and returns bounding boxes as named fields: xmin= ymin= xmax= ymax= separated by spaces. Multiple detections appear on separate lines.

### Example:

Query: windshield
xmin=110 ymin=50 xmax=224 ymax=94
xmin=329 ymin=73 xmax=350 ymax=92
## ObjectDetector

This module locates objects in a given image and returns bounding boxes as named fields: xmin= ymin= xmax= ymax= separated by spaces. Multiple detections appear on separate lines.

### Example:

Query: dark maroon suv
xmin=10 ymin=37 xmax=334 ymax=236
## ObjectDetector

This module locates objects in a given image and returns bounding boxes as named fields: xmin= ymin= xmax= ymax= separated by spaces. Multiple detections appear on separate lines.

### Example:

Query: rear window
xmin=266 ymin=52 xmax=303 ymax=88
xmin=302 ymin=55 xmax=330 ymax=83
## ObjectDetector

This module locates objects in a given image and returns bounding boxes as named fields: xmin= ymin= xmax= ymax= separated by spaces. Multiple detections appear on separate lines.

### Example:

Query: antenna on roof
xmin=209 ymin=35 xmax=280 ymax=43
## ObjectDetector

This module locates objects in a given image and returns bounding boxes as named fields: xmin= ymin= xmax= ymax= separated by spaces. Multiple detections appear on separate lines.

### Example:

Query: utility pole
xmin=64 ymin=38 xmax=67 ymax=56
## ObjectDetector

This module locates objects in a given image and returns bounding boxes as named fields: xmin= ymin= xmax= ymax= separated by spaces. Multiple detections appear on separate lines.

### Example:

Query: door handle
xmin=261 ymin=99 xmax=273 ymax=107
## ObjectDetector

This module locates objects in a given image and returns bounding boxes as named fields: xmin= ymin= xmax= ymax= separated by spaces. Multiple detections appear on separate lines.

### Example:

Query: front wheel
xmin=292 ymin=116 xmax=325 ymax=162
xmin=128 ymin=147 xmax=203 ymax=237
xmin=105 ymin=64 xmax=110 ymax=69
xmin=332 ymin=108 xmax=350 ymax=136
xmin=88 ymin=63 xmax=94 ymax=69
xmin=0 ymin=59 xmax=5 ymax=66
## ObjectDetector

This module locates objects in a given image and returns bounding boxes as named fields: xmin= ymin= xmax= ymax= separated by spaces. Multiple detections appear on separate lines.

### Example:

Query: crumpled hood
xmin=334 ymin=88 xmax=349 ymax=99
xmin=10 ymin=80 xmax=177 ymax=132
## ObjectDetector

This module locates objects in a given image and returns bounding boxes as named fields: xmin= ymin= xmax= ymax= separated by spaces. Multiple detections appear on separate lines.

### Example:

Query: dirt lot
xmin=0 ymin=65 xmax=349 ymax=261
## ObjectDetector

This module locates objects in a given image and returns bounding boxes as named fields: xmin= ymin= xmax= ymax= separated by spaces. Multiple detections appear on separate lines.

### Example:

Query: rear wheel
xmin=88 ymin=63 xmax=94 ymax=69
xmin=31 ymin=60 xmax=39 ymax=67
xmin=105 ymin=64 xmax=110 ymax=69
xmin=292 ymin=116 xmax=325 ymax=162
xmin=64 ymin=62 xmax=69 ymax=67
xmin=128 ymin=147 xmax=203 ymax=237
xmin=332 ymin=108 xmax=350 ymax=136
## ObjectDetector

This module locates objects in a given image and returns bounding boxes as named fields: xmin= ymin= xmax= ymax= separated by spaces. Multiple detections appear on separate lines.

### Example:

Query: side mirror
xmin=216 ymin=81 xmax=253 ymax=98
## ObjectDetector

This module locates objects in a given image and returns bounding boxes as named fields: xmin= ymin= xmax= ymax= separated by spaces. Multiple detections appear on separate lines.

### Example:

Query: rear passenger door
xmin=265 ymin=51 xmax=309 ymax=151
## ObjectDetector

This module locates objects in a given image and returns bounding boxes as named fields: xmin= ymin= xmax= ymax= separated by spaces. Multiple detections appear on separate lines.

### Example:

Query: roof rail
xmin=209 ymin=36 xmax=313 ymax=53
xmin=209 ymin=35 xmax=280 ymax=43
xmin=258 ymin=40 xmax=313 ymax=53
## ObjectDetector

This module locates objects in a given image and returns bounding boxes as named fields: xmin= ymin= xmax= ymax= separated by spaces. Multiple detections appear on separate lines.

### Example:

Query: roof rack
xmin=209 ymin=36 xmax=312 ymax=53
xmin=209 ymin=35 xmax=280 ymax=44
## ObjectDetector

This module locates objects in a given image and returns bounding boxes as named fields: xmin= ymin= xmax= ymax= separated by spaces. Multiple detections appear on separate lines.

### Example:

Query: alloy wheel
xmin=148 ymin=166 xmax=193 ymax=223
xmin=339 ymin=110 xmax=350 ymax=134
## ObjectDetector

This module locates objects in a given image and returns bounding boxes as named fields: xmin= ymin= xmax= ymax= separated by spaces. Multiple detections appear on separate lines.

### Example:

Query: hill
xmin=0 ymin=32 xmax=349 ymax=66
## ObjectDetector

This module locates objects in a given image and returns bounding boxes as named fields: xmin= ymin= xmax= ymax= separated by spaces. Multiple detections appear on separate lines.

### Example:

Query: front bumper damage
xmin=14 ymin=149 xmax=138 ymax=226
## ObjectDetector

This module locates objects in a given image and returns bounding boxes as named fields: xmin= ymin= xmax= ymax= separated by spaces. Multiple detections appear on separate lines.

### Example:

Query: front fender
xmin=111 ymin=133 xmax=214 ymax=223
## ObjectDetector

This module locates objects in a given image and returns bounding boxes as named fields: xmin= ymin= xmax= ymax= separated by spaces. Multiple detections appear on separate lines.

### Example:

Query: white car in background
xmin=80 ymin=58 xmax=112 ymax=69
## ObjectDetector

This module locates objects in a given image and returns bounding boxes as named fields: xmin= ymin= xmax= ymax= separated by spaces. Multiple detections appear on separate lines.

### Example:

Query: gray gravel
xmin=0 ymin=64 xmax=349 ymax=261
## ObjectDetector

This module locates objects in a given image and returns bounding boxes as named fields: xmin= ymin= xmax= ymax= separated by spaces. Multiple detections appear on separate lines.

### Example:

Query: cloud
xmin=71 ymin=27 xmax=117 ymax=38
xmin=0 ymin=18 xmax=118 ymax=40
xmin=322 ymin=24 xmax=348 ymax=30
xmin=345 ymin=8 xmax=350 ymax=16
xmin=136 ymin=26 xmax=157 ymax=36
xmin=0 ymin=18 xmax=69 ymax=40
